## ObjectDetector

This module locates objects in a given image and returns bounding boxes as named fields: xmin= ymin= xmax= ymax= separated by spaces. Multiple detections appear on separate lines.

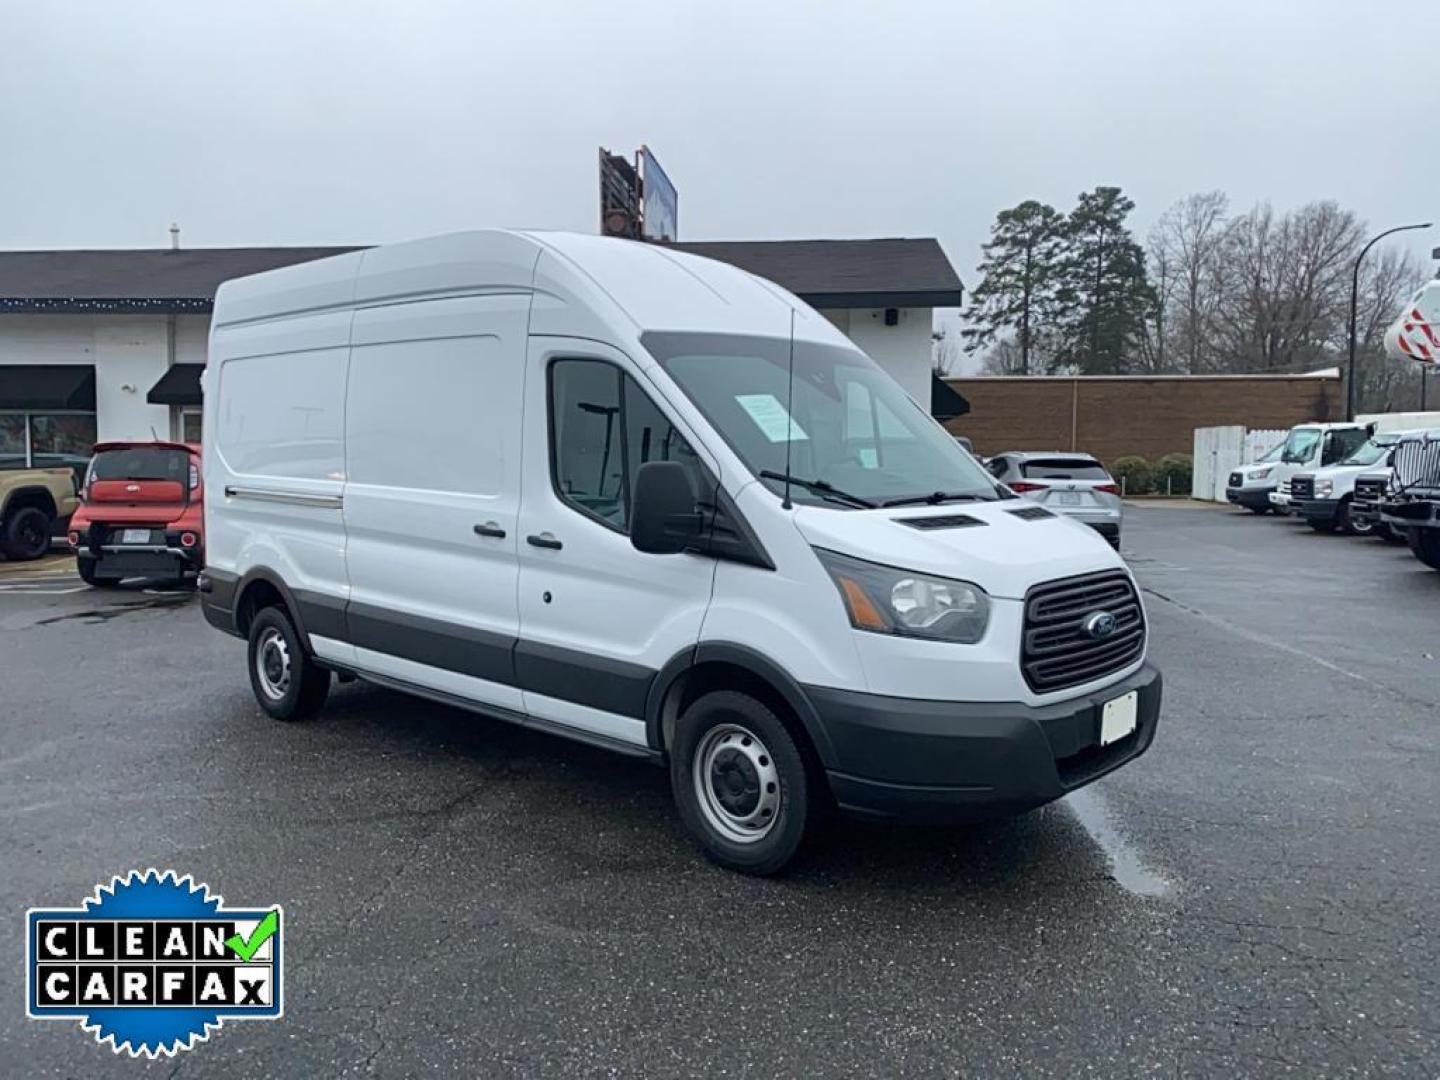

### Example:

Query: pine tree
xmin=961 ymin=200 xmax=1066 ymax=375
xmin=1056 ymin=186 xmax=1155 ymax=374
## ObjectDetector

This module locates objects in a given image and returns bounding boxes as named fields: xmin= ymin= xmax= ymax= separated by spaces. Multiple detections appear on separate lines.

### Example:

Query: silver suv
xmin=985 ymin=451 xmax=1124 ymax=548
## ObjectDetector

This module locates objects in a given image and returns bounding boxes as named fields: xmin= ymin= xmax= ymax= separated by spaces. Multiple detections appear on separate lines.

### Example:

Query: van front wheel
xmin=247 ymin=606 xmax=330 ymax=721
xmin=671 ymin=690 xmax=812 ymax=876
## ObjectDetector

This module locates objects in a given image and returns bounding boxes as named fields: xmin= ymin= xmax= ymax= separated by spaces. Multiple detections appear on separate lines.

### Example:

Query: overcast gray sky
xmin=4 ymin=0 xmax=1436 ymax=350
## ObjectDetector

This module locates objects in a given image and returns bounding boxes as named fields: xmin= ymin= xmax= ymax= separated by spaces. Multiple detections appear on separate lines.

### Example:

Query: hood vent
xmin=896 ymin=513 xmax=986 ymax=531
xmin=1008 ymin=505 xmax=1056 ymax=521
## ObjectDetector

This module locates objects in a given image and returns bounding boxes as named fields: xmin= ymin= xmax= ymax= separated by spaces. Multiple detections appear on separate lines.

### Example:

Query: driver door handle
xmin=526 ymin=532 xmax=563 ymax=550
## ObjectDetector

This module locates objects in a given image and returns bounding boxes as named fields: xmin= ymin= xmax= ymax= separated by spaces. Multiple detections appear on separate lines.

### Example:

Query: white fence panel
xmin=1193 ymin=425 xmax=1245 ymax=500
xmin=1244 ymin=428 xmax=1286 ymax=463
xmin=1193 ymin=426 xmax=1289 ymax=500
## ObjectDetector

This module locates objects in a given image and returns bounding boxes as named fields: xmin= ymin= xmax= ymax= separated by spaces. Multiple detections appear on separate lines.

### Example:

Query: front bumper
xmin=1382 ymin=498 xmax=1440 ymax=528
xmin=1269 ymin=491 xmax=1292 ymax=510
xmin=1225 ymin=486 xmax=1274 ymax=510
xmin=1296 ymin=497 xmax=1341 ymax=525
xmin=806 ymin=663 xmax=1162 ymax=823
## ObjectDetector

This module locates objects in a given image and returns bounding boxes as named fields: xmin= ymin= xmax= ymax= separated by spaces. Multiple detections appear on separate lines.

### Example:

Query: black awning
xmin=931 ymin=374 xmax=970 ymax=421
xmin=147 ymin=363 xmax=205 ymax=406
xmin=0 ymin=364 xmax=96 ymax=410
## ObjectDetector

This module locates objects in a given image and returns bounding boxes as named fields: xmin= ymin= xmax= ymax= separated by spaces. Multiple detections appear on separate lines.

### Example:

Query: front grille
xmin=1228 ymin=471 xmax=1242 ymax=488
xmin=1008 ymin=505 xmax=1055 ymax=521
xmin=1290 ymin=475 xmax=1315 ymax=501
xmin=897 ymin=513 xmax=986 ymax=531
xmin=1021 ymin=570 xmax=1145 ymax=694
xmin=1394 ymin=438 xmax=1440 ymax=492
xmin=1354 ymin=477 xmax=1390 ymax=502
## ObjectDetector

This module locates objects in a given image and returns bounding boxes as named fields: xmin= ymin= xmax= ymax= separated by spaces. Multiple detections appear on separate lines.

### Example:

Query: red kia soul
xmin=69 ymin=441 xmax=204 ymax=587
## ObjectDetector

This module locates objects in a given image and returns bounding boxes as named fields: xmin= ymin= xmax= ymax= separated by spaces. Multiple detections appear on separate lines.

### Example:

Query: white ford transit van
xmin=200 ymin=230 xmax=1161 ymax=874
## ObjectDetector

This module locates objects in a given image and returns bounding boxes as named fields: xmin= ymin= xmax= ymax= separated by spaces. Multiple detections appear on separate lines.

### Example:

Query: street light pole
xmin=1347 ymin=221 xmax=1432 ymax=420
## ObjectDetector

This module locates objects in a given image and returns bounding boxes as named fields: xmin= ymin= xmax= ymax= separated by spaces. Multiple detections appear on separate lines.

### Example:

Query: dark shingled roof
xmin=0 ymin=238 xmax=962 ymax=313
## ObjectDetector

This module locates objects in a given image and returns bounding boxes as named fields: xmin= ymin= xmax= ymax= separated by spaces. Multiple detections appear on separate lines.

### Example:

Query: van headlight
xmin=1252 ymin=466 xmax=1273 ymax=480
xmin=814 ymin=548 xmax=990 ymax=643
xmin=1315 ymin=479 xmax=1333 ymax=497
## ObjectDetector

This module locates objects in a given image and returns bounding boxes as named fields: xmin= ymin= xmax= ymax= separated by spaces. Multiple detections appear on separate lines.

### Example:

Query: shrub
xmin=1154 ymin=453 xmax=1193 ymax=496
xmin=1110 ymin=455 xmax=1153 ymax=496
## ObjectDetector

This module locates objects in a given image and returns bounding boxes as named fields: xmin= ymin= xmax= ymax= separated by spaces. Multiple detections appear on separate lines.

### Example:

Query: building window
xmin=178 ymin=407 xmax=202 ymax=444
xmin=0 ymin=411 xmax=97 ymax=486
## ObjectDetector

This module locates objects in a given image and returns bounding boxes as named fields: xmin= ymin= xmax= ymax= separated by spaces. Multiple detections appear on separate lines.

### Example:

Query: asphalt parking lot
xmin=3 ymin=507 xmax=1438 ymax=1078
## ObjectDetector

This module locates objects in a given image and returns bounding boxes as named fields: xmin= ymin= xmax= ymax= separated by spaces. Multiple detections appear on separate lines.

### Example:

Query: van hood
xmin=792 ymin=500 xmax=1124 ymax=601
xmin=1310 ymin=462 xmax=1373 ymax=483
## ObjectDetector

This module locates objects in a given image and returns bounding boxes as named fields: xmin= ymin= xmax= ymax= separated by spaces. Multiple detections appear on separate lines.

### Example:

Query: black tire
xmin=1338 ymin=497 xmax=1370 ymax=536
xmin=670 ymin=690 xmax=814 ymax=876
xmin=246 ymin=606 xmax=330 ymax=721
xmin=1408 ymin=528 xmax=1440 ymax=571
xmin=1 ymin=506 xmax=52 ymax=560
xmin=1247 ymin=504 xmax=1270 ymax=515
xmin=76 ymin=558 xmax=122 ymax=588
xmin=1308 ymin=517 xmax=1338 ymax=534
xmin=1378 ymin=522 xmax=1404 ymax=544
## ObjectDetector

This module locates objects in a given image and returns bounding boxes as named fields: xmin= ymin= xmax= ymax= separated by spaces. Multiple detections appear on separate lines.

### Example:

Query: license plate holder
xmin=121 ymin=529 xmax=151 ymax=545
xmin=1100 ymin=691 xmax=1139 ymax=746
xmin=1058 ymin=492 xmax=1081 ymax=506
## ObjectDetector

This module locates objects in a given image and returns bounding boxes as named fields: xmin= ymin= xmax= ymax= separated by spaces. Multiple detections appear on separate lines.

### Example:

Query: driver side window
xmin=549 ymin=358 xmax=707 ymax=533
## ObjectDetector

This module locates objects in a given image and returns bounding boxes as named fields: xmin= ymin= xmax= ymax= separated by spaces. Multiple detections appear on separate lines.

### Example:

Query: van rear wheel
xmin=670 ymin=690 xmax=812 ymax=876
xmin=247 ymin=606 xmax=330 ymax=721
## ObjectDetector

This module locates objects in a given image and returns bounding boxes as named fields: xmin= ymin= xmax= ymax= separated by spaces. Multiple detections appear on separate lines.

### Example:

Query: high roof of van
xmin=211 ymin=229 xmax=854 ymax=349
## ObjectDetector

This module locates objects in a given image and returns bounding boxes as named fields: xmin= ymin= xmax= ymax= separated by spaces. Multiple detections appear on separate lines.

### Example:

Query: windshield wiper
xmin=880 ymin=490 xmax=992 ymax=508
xmin=758 ymin=470 xmax=877 ymax=509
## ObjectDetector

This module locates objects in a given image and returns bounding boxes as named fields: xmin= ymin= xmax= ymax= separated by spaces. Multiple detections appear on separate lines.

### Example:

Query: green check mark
xmin=225 ymin=909 xmax=279 ymax=962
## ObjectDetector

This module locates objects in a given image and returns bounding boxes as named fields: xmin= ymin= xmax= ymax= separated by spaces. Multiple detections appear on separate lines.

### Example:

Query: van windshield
xmin=1281 ymin=428 xmax=1322 ymax=464
xmin=1340 ymin=435 xmax=1398 ymax=468
xmin=644 ymin=332 xmax=997 ymax=508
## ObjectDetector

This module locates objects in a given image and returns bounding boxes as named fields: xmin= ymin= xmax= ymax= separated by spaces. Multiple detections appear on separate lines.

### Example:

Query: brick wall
xmin=944 ymin=375 xmax=1341 ymax=464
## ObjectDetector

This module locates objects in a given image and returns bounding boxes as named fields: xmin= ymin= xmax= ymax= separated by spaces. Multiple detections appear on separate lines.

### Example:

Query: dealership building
xmin=0 ymin=237 xmax=966 ymax=470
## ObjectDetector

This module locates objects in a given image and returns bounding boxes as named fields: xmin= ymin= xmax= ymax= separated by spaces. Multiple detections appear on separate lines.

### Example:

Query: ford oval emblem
xmin=1083 ymin=611 xmax=1118 ymax=640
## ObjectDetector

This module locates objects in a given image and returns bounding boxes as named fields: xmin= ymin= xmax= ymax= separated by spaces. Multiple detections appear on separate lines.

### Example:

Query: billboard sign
xmin=638 ymin=146 xmax=678 ymax=242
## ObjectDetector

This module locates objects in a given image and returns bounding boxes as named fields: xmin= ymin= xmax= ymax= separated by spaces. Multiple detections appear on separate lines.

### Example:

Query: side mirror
xmin=631 ymin=461 xmax=704 ymax=555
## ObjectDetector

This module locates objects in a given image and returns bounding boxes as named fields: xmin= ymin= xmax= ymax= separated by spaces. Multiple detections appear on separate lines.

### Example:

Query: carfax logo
xmin=25 ymin=869 xmax=283 ymax=1058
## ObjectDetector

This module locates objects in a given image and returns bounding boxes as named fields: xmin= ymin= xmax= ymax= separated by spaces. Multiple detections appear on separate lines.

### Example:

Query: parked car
xmin=1291 ymin=431 xmax=1407 ymax=535
xmin=983 ymin=451 xmax=1123 ymax=548
xmin=69 ymin=441 xmax=204 ymax=586
xmin=0 ymin=465 xmax=78 ymax=560
xmin=200 ymin=230 xmax=1161 ymax=876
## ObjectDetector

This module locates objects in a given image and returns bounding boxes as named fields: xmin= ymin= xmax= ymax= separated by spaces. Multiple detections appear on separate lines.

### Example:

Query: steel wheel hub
xmin=693 ymin=723 xmax=781 ymax=844
xmin=255 ymin=627 xmax=292 ymax=701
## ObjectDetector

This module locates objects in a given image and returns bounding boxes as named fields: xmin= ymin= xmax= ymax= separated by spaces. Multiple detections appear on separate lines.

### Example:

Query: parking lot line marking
xmin=0 ymin=585 xmax=87 ymax=595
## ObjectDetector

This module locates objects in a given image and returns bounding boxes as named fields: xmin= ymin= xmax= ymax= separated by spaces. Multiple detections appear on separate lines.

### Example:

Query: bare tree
xmin=1211 ymin=201 xmax=1365 ymax=373
xmin=1352 ymin=246 xmax=1429 ymax=412
xmin=1150 ymin=191 xmax=1228 ymax=372
xmin=932 ymin=327 xmax=964 ymax=376
xmin=977 ymin=336 xmax=1030 ymax=375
